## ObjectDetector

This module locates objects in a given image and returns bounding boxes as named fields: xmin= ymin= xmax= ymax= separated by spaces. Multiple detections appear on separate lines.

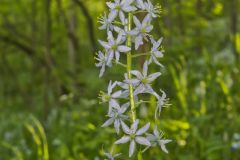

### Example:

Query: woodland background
xmin=0 ymin=0 xmax=240 ymax=159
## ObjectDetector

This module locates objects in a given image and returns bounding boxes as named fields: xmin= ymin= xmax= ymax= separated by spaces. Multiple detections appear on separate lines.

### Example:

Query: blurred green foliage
xmin=0 ymin=0 xmax=239 ymax=159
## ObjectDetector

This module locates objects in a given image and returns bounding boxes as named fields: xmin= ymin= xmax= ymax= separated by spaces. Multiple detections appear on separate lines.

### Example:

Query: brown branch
xmin=176 ymin=0 xmax=185 ymax=35
xmin=0 ymin=34 xmax=35 ymax=56
xmin=56 ymin=0 xmax=80 ymax=51
xmin=73 ymin=0 xmax=97 ymax=53
xmin=195 ymin=0 xmax=203 ymax=54
xmin=45 ymin=0 xmax=54 ymax=68
xmin=0 ymin=34 xmax=48 ymax=68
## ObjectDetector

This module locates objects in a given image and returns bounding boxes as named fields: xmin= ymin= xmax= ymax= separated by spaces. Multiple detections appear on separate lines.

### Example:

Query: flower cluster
xmin=96 ymin=0 xmax=171 ymax=158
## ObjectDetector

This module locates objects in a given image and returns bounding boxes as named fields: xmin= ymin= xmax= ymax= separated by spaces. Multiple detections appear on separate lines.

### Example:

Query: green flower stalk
xmin=96 ymin=0 xmax=172 ymax=158
xmin=126 ymin=12 xmax=136 ymax=122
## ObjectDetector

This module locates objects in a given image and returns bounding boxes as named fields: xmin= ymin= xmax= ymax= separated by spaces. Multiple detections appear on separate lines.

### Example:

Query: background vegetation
xmin=0 ymin=0 xmax=239 ymax=159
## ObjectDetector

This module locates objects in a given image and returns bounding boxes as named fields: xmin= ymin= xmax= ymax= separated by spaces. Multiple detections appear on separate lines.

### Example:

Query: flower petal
xmin=101 ymin=117 xmax=114 ymax=127
xmin=136 ymin=122 xmax=150 ymax=135
xmin=123 ymin=6 xmax=137 ymax=12
xmin=99 ymin=65 xmax=106 ymax=77
xmin=116 ymin=30 xmax=124 ymax=44
xmin=119 ymin=11 xmax=126 ymax=23
xmin=120 ymin=90 xmax=129 ymax=98
xmin=99 ymin=40 xmax=111 ymax=49
xmin=135 ymin=136 xmax=151 ymax=146
xmin=106 ymin=50 xmax=114 ymax=65
xmin=107 ymin=31 xmax=114 ymax=44
xmin=145 ymin=25 xmax=153 ymax=32
xmin=112 ymin=90 xmax=122 ymax=98
xmin=120 ymin=102 xmax=129 ymax=113
xmin=115 ymin=136 xmax=130 ymax=144
xmin=115 ymin=51 xmax=120 ymax=62
xmin=156 ymin=37 xmax=163 ymax=47
xmin=133 ymin=84 xmax=145 ymax=95
xmin=104 ymin=152 xmax=112 ymax=159
xmin=142 ymin=61 xmax=148 ymax=77
xmin=153 ymin=126 xmax=160 ymax=137
xmin=124 ymin=79 xmax=140 ymax=85
xmin=131 ymin=70 xmax=143 ymax=79
xmin=108 ymin=9 xmax=118 ymax=22
xmin=154 ymin=51 xmax=163 ymax=58
xmin=144 ymin=84 xmax=154 ymax=94
xmin=131 ymin=119 xmax=139 ymax=133
xmin=136 ymin=0 xmax=145 ymax=9
xmin=147 ymin=72 xmax=161 ymax=82
xmin=135 ymin=35 xmax=143 ymax=50
xmin=133 ymin=16 xmax=141 ymax=28
xmin=106 ymin=2 xmax=115 ymax=9
xmin=128 ymin=29 xmax=139 ymax=36
xmin=129 ymin=140 xmax=136 ymax=157
xmin=114 ymin=119 xmax=120 ymax=134
xmin=114 ymin=26 xmax=123 ymax=34
xmin=118 ymin=46 xmax=131 ymax=52
xmin=142 ymin=14 xmax=152 ymax=26
xmin=113 ymin=153 xmax=122 ymax=158
xmin=146 ymin=133 xmax=156 ymax=142
xmin=121 ymin=121 xmax=130 ymax=134
xmin=122 ymin=0 xmax=134 ymax=6
xmin=107 ymin=80 xmax=113 ymax=94
xmin=109 ymin=99 xmax=120 ymax=109
xmin=153 ymin=56 xmax=164 ymax=67
xmin=159 ymin=139 xmax=172 ymax=153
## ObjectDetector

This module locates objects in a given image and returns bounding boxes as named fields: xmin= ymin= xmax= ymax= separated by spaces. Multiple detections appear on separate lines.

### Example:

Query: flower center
xmin=141 ymin=28 xmax=146 ymax=33
xmin=103 ymin=94 xmax=111 ymax=102
xmin=130 ymin=134 xmax=136 ymax=139
xmin=115 ymin=5 xmax=121 ymax=10
xmin=114 ymin=112 xmax=119 ymax=118
xmin=141 ymin=78 xmax=148 ymax=84
xmin=111 ymin=44 xmax=118 ymax=50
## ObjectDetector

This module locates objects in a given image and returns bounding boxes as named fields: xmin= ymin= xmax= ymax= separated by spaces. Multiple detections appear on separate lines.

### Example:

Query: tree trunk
xmin=44 ymin=0 xmax=53 ymax=118
xmin=56 ymin=0 xmax=80 ymax=66
xmin=176 ymin=0 xmax=185 ymax=35
xmin=195 ymin=0 xmax=203 ymax=54
xmin=68 ymin=2 xmax=77 ymax=73
xmin=163 ymin=0 xmax=173 ymax=46
xmin=73 ymin=0 xmax=97 ymax=53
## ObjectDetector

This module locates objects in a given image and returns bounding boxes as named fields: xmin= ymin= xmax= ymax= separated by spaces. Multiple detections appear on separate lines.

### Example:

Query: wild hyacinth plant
xmin=96 ymin=0 xmax=171 ymax=158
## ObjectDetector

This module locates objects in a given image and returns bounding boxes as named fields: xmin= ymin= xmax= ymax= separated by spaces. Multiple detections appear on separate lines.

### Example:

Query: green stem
xmin=127 ymin=13 xmax=143 ymax=160
xmin=137 ymin=150 xmax=143 ymax=160
xmin=135 ymin=100 xmax=151 ymax=106
xmin=113 ymin=59 xmax=127 ymax=68
xmin=127 ymin=13 xmax=136 ymax=122
xmin=111 ymin=21 xmax=124 ymax=26
xmin=134 ymin=10 xmax=149 ymax=14
xmin=132 ymin=52 xmax=150 ymax=58
xmin=142 ymin=146 xmax=151 ymax=153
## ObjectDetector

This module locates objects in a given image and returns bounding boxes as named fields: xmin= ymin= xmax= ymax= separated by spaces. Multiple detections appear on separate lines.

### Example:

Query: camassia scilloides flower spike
xmin=96 ymin=0 xmax=171 ymax=158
